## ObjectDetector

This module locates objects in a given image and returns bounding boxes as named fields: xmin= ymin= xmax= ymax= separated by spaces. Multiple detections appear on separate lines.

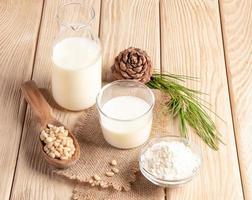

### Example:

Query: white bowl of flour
xmin=139 ymin=136 xmax=201 ymax=187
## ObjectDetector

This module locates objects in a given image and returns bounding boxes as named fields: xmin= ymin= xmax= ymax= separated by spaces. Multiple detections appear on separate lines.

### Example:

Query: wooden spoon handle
xmin=21 ymin=80 xmax=53 ymax=125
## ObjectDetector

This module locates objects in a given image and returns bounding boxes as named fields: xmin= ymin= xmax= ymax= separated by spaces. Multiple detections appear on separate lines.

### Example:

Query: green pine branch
xmin=146 ymin=73 xmax=223 ymax=150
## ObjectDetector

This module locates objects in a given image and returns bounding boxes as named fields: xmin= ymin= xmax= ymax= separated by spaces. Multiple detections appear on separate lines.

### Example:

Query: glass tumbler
xmin=96 ymin=80 xmax=155 ymax=149
xmin=52 ymin=0 xmax=101 ymax=111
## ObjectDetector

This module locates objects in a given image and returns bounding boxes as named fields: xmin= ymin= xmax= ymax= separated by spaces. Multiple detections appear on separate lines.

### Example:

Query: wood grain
xmin=21 ymin=81 xmax=54 ymax=126
xmin=10 ymin=0 xmax=101 ymax=199
xmin=4 ymin=0 xmax=250 ymax=199
xmin=160 ymin=0 xmax=244 ymax=199
xmin=219 ymin=0 xmax=252 ymax=199
xmin=0 ymin=1 xmax=43 ymax=199
xmin=100 ymin=0 xmax=160 ymax=81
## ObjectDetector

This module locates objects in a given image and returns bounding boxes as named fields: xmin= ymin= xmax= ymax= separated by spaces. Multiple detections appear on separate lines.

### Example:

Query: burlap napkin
xmin=55 ymin=90 xmax=170 ymax=191
xmin=71 ymin=172 xmax=165 ymax=200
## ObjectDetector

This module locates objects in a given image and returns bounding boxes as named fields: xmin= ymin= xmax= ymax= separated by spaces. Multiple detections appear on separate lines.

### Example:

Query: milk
xmin=52 ymin=37 xmax=101 ymax=111
xmin=100 ymin=96 xmax=153 ymax=149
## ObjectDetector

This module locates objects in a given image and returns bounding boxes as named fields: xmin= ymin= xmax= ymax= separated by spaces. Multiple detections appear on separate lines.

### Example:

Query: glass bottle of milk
xmin=52 ymin=0 xmax=101 ymax=111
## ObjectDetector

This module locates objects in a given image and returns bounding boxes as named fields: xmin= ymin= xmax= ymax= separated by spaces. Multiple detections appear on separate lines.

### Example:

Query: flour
xmin=141 ymin=141 xmax=201 ymax=180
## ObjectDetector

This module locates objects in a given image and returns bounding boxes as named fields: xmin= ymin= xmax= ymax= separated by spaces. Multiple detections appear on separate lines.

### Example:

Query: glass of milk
xmin=96 ymin=80 xmax=155 ymax=149
xmin=52 ymin=0 xmax=101 ymax=111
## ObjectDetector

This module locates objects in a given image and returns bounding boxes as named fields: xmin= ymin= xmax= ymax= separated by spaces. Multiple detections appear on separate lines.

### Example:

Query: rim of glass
xmin=96 ymin=80 xmax=155 ymax=122
xmin=57 ymin=1 xmax=95 ymax=29
xmin=139 ymin=135 xmax=202 ymax=182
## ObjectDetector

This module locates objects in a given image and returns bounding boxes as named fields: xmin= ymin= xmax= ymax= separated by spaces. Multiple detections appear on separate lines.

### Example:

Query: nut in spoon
xmin=21 ymin=80 xmax=80 ymax=168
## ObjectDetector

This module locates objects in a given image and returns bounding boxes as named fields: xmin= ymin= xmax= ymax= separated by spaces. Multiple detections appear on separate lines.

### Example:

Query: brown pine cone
xmin=111 ymin=47 xmax=153 ymax=83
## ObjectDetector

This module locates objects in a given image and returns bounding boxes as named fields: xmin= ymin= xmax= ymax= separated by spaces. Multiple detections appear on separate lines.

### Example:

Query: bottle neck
xmin=56 ymin=1 xmax=95 ymax=33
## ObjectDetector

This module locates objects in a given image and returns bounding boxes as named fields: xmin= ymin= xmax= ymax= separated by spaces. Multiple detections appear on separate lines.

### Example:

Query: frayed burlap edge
xmin=71 ymin=172 xmax=165 ymax=200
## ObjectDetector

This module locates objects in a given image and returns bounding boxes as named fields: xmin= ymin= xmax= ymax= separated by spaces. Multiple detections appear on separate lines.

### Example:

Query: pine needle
xmin=146 ymin=73 xmax=222 ymax=150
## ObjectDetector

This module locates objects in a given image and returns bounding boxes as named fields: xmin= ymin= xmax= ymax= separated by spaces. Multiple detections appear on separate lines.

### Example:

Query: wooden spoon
xmin=21 ymin=80 xmax=80 ymax=168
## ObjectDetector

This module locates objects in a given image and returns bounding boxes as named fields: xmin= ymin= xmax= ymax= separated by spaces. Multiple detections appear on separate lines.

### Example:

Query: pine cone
xmin=111 ymin=47 xmax=153 ymax=83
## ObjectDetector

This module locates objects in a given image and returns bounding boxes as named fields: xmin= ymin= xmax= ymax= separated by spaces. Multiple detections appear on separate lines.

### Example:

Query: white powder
xmin=141 ymin=141 xmax=201 ymax=180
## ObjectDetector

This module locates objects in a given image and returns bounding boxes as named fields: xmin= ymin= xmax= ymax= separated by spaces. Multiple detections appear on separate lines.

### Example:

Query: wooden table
xmin=0 ymin=0 xmax=251 ymax=199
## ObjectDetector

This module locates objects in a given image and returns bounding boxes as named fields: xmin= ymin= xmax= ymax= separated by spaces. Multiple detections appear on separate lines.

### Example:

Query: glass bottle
xmin=52 ymin=0 xmax=101 ymax=111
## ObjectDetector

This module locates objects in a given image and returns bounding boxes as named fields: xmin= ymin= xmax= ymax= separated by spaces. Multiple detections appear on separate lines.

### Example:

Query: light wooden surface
xmin=0 ymin=0 xmax=43 ymax=199
xmin=100 ymin=0 xmax=160 ymax=80
xmin=220 ymin=0 xmax=252 ymax=199
xmin=0 ymin=0 xmax=251 ymax=199
xmin=160 ymin=0 xmax=243 ymax=199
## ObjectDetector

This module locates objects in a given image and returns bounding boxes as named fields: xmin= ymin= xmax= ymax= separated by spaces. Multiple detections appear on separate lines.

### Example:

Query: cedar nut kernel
xmin=40 ymin=124 xmax=75 ymax=160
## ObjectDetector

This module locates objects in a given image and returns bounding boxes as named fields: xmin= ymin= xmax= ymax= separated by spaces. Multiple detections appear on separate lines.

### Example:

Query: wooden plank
xmin=0 ymin=1 xmax=43 ymax=199
xmin=10 ymin=0 xmax=101 ymax=199
xmin=160 ymin=0 xmax=244 ymax=199
xmin=100 ymin=0 xmax=160 ymax=81
xmin=100 ymin=0 xmax=163 ymax=198
xmin=219 ymin=0 xmax=252 ymax=199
